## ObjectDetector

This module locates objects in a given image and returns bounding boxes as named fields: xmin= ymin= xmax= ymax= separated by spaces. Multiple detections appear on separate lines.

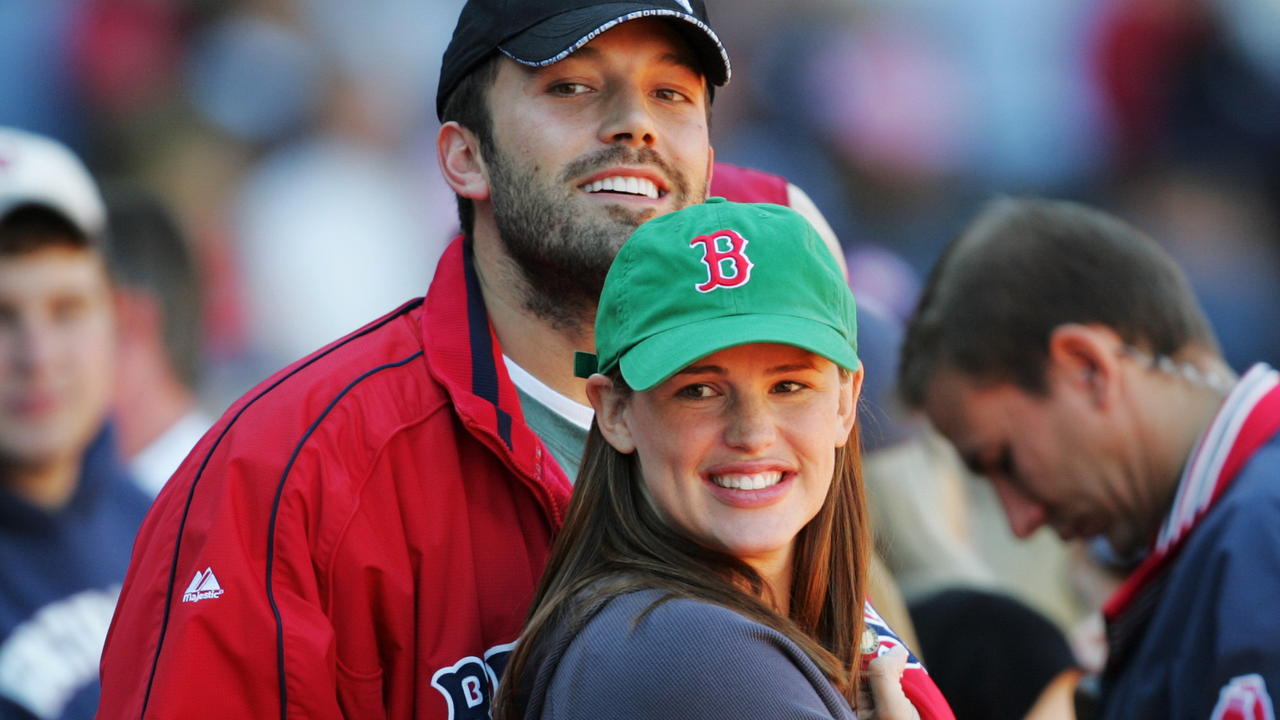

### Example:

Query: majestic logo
xmin=182 ymin=568 xmax=224 ymax=603
xmin=690 ymin=229 xmax=754 ymax=293
xmin=1211 ymin=675 xmax=1275 ymax=720
xmin=431 ymin=643 xmax=513 ymax=720
xmin=674 ymin=0 xmax=694 ymax=13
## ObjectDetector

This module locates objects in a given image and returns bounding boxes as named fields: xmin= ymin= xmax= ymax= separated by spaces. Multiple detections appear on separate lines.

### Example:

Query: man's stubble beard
xmin=487 ymin=143 xmax=706 ymax=333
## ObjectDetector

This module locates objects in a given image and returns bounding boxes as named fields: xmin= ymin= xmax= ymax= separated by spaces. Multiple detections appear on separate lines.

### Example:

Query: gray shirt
xmin=515 ymin=386 xmax=588 ymax=483
xmin=524 ymin=589 xmax=857 ymax=720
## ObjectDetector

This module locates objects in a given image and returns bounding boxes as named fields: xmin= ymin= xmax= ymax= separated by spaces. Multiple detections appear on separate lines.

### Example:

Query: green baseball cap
xmin=575 ymin=197 xmax=859 ymax=391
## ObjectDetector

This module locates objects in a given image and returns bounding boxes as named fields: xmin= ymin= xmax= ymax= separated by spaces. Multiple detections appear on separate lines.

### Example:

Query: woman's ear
xmin=834 ymin=367 xmax=862 ymax=448
xmin=437 ymin=121 xmax=490 ymax=202
xmin=586 ymin=374 xmax=636 ymax=454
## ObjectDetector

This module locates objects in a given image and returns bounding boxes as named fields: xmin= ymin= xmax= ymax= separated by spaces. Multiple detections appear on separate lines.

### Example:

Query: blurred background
xmin=3 ymin=0 xmax=1276 ymax=404
xmin=3 ymin=0 xmax=1278 ymax=663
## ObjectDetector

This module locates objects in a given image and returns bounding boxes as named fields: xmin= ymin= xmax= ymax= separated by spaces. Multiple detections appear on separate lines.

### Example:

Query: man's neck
xmin=471 ymin=228 xmax=594 ymax=405
xmin=1 ymin=454 xmax=81 ymax=511
xmin=114 ymin=348 xmax=198 ymax=458
xmin=1130 ymin=353 xmax=1236 ymax=545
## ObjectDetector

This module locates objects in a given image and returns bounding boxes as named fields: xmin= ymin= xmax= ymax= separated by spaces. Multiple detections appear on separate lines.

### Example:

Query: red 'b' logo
xmin=1211 ymin=675 xmax=1275 ymax=720
xmin=690 ymin=229 xmax=754 ymax=293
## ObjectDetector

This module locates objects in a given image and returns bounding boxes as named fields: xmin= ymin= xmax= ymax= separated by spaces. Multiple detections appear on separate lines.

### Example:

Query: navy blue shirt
xmin=1100 ymin=429 xmax=1280 ymax=719
xmin=0 ymin=426 xmax=151 ymax=720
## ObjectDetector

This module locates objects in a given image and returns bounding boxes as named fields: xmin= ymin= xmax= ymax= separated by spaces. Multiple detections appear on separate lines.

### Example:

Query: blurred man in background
xmin=0 ymin=128 xmax=150 ymax=720
xmin=900 ymin=197 xmax=1280 ymax=720
xmin=104 ymin=184 xmax=212 ymax=497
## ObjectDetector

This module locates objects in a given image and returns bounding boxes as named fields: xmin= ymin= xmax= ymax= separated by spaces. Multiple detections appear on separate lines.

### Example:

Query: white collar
xmin=1156 ymin=362 xmax=1280 ymax=552
xmin=503 ymin=355 xmax=594 ymax=431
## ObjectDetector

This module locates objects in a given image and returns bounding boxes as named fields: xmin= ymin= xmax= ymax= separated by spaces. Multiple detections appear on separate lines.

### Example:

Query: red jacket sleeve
xmin=97 ymin=306 xmax=435 ymax=720
xmin=97 ymin=409 xmax=356 ymax=720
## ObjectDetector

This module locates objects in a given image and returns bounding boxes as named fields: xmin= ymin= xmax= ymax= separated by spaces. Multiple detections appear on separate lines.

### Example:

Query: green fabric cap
xmin=577 ymin=197 xmax=859 ymax=391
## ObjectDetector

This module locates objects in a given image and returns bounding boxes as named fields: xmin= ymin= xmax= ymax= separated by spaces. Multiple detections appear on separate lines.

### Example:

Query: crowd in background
xmin=5 ymin=0 xmax=1278 ymax=396
xmin=1 ymin=0 xmax=1279 ymax=718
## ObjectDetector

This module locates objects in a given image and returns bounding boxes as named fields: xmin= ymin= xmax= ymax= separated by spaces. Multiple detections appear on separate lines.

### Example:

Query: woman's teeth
xmin=711 ymin=472 xmax=783 ymax=490
xmin=582 ymin=176 xmax=660 ymax=199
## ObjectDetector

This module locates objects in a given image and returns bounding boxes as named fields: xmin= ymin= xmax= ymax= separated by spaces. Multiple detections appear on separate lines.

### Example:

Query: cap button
xmin=705 ymin=196 xmax=727 ymax=204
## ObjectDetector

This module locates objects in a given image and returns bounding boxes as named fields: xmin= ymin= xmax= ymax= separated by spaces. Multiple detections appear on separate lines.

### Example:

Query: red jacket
xmin=99 ymin=235 xmax=571 ymax=719
xmin=98 ymin=164 xmax=952 ymax=720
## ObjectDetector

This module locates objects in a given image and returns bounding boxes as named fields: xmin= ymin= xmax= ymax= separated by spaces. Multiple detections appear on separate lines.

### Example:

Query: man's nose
xmin=991 ymin=476 xmax=1050 ymax=539
xmin=9 ymin=312 xmax=63 ymax=377
xmin=598 ymin=85 xmax=657 ymax=147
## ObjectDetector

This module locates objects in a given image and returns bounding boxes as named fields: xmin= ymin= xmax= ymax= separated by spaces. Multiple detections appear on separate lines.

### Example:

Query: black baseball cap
xmin=437 ymin=0 xmax=731 ymax=121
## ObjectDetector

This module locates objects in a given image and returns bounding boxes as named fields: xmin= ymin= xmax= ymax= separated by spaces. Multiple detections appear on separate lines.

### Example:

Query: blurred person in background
xmin=104 ymin=183 xmax=212 ymax=497
xmin=900 ymin=197 xmax=1280 ymax=720
xmin=0 ymin=127 xmax=150 ymax=720
xmin=856 ymin=297 xmax=1081 ymax=720
xmin=97 ymin=1 xmax=940 ymax=717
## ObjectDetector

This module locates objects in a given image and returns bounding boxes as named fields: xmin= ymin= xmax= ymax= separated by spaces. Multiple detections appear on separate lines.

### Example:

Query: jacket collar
xmin=1105 ymin=362 xmax=1280 ymax=626
xmin=421 ymin=236 xmax=573 ymax=526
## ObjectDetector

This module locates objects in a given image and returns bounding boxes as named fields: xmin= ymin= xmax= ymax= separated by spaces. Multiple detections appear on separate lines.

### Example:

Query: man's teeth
xmin=711 ymin=472 xmax=783 ymax=490
xmin=582 ymin=176 xmax=660 ymax=199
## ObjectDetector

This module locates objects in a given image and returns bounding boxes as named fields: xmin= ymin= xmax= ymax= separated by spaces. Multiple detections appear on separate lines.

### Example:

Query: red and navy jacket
xmin=1100 ymin=363 xmax=1280 ymax=720
xmin=97 ymin=163 xmax=952 ymax=720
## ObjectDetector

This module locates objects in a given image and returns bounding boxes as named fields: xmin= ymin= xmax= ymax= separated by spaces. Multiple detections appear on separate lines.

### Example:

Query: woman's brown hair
xmin=496 ymin=369 xmax=870 ymax=718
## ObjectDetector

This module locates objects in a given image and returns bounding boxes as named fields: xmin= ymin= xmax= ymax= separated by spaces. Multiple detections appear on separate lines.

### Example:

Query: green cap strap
xmin=573 ymin=351 xmax=599 ymax=379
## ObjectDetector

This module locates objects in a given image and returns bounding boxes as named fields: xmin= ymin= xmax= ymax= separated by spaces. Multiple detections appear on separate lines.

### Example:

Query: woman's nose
xmin=722 ymin=394 xmax=776 ymax=453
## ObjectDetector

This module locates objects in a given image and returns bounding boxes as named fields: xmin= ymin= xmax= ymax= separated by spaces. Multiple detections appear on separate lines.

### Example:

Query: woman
xmin=498 ymin=199 xmax=949 ymax=720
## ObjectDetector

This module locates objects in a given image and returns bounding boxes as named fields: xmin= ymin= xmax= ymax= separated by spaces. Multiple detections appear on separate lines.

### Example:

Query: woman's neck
xmin=746 ymin=548 xmax=794 ymax=616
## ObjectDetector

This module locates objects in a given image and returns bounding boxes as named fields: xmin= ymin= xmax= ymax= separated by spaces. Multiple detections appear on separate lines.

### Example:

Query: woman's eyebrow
xmin=766 ymin=363 xmax=816 ymax=374
xmin=675 ymin=364 xmax=725 ymax=376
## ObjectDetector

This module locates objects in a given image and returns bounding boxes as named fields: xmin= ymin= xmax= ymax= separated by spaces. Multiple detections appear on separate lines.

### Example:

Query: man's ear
xmin=1047 ymin=324 xmax=1124 ymax=408
xmin=586 ymin=374 xmax=636 ymax=453
xmin=437 ymin=121 xmax=490 ymax=202
xmin=835 ymin=367 xmax=862 ymax=448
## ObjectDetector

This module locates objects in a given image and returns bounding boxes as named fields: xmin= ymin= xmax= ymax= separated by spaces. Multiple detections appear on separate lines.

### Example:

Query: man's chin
xmin=1096 ymin=529 xmax=1149 ymax=566
xmin=581 ymin=199 xmax=661 ymax=229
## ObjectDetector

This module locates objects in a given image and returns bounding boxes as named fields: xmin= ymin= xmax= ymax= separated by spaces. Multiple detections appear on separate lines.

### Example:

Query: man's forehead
xmin=0 ymin=246 xmax=107 ymax=286
xmin=530 ymin=18 xmax=704 ymax=77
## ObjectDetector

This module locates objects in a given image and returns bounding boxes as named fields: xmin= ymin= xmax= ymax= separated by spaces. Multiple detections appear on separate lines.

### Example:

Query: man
xmin=0 ymin=127 xmax=152 ymax=719
xmin=98 ymin=2 xmax=950 ymax=719
xmin=899 ymin=197 xmax=1280 ymax=720
xmin=104 ymin=184 xmax=213 ymax=497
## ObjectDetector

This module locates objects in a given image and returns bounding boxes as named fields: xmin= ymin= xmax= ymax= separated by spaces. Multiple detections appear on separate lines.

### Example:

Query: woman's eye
xmin=654 ymin=88 xmax=688 ymax=102
xmin=678 ymin=384 xmax=715 ymax=399
xmin=772 ymin=381 xmax=804 ymax=394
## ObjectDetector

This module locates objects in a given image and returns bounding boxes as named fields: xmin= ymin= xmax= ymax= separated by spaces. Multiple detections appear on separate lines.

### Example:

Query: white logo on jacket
xmin=182 ymin=567 xmax=224 ymax=602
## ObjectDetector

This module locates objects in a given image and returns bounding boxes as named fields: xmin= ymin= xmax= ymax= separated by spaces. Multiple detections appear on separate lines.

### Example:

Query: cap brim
xmin=499 ymin=4 xmax=730 ymax=87
xmin=617 ymin=313 xmax=859 ymax=392
xmin=0 ymin=199 xmax=93 ymax=241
